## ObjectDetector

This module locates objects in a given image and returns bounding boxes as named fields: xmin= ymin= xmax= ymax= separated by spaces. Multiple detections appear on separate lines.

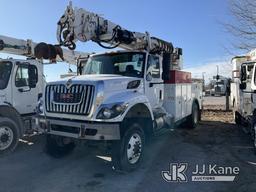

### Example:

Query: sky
xmin=0 ymin=0 xmax=238 ymax=81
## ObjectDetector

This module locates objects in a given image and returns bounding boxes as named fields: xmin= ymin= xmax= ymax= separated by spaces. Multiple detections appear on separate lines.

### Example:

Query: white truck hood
xmin=49 ymin=74 xmax=140 ymax=92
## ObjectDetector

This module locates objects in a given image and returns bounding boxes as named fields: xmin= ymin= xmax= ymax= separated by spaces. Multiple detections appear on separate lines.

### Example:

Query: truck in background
xmin=213 ymin=75 xmax=230 ymax=96
xmin=0 ymin=34 xmax=89 ymax=154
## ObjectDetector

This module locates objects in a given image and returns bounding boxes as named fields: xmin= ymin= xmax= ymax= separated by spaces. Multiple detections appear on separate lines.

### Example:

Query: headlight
xmin=96 ymin=102 xmax=128 ymax=119
xmin=36 ymin=98 xmax=44 ymax=114
xmin=39 ymin=103 xmax=44 ymax=114
xmin=127 ymin=80 xmax=140 ymax=89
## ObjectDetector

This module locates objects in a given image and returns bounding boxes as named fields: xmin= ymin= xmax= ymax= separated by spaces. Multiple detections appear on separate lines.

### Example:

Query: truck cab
xmin=0 ymin=59 xmax=44 ymax=113
xmin=37 ymin=50 xmax=202 ymax=171
xmin=0 ymin=58 xmax=43 ymax=154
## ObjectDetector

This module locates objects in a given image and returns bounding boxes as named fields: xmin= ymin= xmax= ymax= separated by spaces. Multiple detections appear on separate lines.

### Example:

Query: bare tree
xmin=226 ymin=0 xmax=256 ymax=51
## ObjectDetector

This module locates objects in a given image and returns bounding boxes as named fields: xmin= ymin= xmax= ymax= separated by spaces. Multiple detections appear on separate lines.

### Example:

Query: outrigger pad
xmin=34 ymin=42 xmax=64 ymax=63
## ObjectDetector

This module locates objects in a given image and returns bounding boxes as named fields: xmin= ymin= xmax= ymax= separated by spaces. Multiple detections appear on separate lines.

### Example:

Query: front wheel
xmin=111 ymin=122 xmax=145 ymax=172
xmin=0 ymin=117 xmax=20 ymax=155
xmin=45 ymin=135 xmax=76 ymax=158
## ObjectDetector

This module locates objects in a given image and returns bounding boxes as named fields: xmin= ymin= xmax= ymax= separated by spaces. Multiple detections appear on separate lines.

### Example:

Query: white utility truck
xmin=231 ymin=49 xmax=256 ymax=154
xmin=37 ymin=2 xmax=203 ymax=171
xmin=0 ymin=34 xmax=89 ymax=154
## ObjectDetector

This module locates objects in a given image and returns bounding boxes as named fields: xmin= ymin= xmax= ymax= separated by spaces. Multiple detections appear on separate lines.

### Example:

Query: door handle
xmin=18 ymin=87 xmax=31 ymax=92
xmin=149 ymin=82 xmax=164 ymax=87
xmin=159 ymin=90 xmax=162 ymax=100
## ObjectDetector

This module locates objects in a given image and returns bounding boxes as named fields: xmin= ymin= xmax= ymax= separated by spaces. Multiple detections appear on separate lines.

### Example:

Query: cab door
xmin=144 ymin=54 xmax=164 ymax=109
xmin=240 ymin=64 xmax=253 ymax=115
xmin=12 ymin=62 xmax=39 ymax=115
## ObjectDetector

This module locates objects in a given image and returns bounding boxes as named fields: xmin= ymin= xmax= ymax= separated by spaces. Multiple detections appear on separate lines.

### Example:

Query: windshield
xmin=83 ymin=52 xmax=145 ymax=78
xmin=0 ymin=61 xmax=12 ymax=90
xmin=216 ymin=81 xmax=224 ymax=85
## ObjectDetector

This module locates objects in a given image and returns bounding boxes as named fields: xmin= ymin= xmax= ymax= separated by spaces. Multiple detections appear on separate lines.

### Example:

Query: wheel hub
xmin=0 ymin=126 xmax=14 ymax=150
xmin=127 ymin=133 xmax=142 ymax=164
xmin=0 ymin=134 xmax=9 ymax=143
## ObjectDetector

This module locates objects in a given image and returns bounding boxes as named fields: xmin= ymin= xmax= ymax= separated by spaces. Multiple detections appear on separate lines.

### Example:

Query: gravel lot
xmin=0 ymin=97 xmax=256 ymax=192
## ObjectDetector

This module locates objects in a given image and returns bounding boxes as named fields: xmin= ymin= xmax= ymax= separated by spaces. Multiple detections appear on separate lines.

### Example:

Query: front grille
xmin=45 ymin=84 xmax=95 ymax=115
xmin=215 ymin=87 xmax=221 ymax=93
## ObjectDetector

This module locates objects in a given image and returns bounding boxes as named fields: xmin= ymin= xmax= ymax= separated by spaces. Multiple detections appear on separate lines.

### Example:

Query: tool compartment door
xmin=181 ymin=84 xmax=187 ymax=118
xmin=186 ymin=84 xmax=192 ymax=116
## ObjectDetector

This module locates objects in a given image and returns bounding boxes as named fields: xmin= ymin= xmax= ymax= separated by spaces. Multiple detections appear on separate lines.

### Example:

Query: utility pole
xmin=202 ymin=72 xmax=206 ymax=92
xmin=216 ymin=65 xmax=219 ymax=97
xmin=202 ymin=72 xmax=206 ymax=111
xmin=226 ymin=78 xmax=231 ymax=111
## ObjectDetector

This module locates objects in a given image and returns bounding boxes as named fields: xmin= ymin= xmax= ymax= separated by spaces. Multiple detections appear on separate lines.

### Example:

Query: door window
xmin=147 ymin=55 xmax=160 ymax=78
xmin=0 ymin=61 xmax=12 ymax=90
xmin=15 ymin=65 xmax=29 ymax=87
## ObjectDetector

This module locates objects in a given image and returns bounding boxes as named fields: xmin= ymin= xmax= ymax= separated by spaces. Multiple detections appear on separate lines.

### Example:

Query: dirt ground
xmin=202 ymin=110 xmax=233 ymax=123
xmin=0 ymin=96 xmax=256 ymax=192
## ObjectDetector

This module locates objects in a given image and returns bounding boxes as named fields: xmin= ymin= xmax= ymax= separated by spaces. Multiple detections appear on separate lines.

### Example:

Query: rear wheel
xmin=111 ymin=122 xmax=145 ymax=172
xmin=0 ymin=117 xmax=20 ymax=155
xmin=187 ymin=103 xmax=200 ymax=129
xmin=45 ymin=135 xmax=76 ymax=158
xmin=234 ymin=112 xmax=241 ymax=125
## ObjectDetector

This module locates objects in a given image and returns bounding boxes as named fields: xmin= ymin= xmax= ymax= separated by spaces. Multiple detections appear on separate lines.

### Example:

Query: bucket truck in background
xmin=0 ymin=34 xmax=89 ymax=154
xmin=37 ymin=2 xmax=202 ymax=171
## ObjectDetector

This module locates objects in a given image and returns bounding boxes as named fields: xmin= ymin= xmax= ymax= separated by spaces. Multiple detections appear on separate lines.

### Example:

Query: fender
xmin=96 ymin=90 xmax=154 ymax=122
xmin=122 ymin=101 xmax=154 ymax=121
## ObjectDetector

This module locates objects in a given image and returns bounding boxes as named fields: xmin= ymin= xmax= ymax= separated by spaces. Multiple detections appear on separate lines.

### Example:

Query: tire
xmin=0 ymin=117 xmax=20 ymax=155
xmin=234 ymin=111 xmax=241 ymax=125
xmin=187 ymin=103 xmax=200 ymax=129
xmin=111 ymin=122 xmax=145 ymax=172
xmin=252 ymin=120 xmax=256 ymax=155
xmin=45 ymin=135 xmax=76 ymax=158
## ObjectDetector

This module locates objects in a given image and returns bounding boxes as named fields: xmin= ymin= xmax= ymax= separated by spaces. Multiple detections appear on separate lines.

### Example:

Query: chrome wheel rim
xmin=127 ymin=133 xmax=142 ymax=164
xmin=0 ymin=126 xmax=14 ymax=150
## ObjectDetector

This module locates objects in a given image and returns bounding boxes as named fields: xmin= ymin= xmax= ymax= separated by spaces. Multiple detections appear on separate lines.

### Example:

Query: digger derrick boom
xmin=0 ymin=34 xmax=89 ymax=65
xmin=57 ymin=2 xmax=174 ymax=55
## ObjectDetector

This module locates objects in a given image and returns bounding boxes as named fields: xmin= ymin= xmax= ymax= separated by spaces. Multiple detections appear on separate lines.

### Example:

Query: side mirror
xmin=146 ymin=72 xmax=152 ymax=81
xmin=77 ymin=60 xmax=83 ymax=75
xmin=162 ymin=53 xmax=171 ymax=81
xmin=240 ymin=65 xmax=247 ymax=81
xmin=77 ymin=57 xmax=89 ymax=75
xmin=28 ymin=65 xmax=38 ymax=88
xmin=162 ymin=71 xmax=170 ymax=81
xmin=251 ymin=64 xmax=256 ymax=90
xmin=239 ymin=82 xmax=246 ymax=90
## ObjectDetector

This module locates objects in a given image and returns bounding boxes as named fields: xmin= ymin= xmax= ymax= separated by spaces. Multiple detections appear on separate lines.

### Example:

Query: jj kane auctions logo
xmin=162 ymin=163 xmax=239 ymax=182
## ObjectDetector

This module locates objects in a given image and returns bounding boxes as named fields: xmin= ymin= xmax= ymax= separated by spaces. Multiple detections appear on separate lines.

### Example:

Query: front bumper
xmin=35 ymin=116 xmax=120 ymax=140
